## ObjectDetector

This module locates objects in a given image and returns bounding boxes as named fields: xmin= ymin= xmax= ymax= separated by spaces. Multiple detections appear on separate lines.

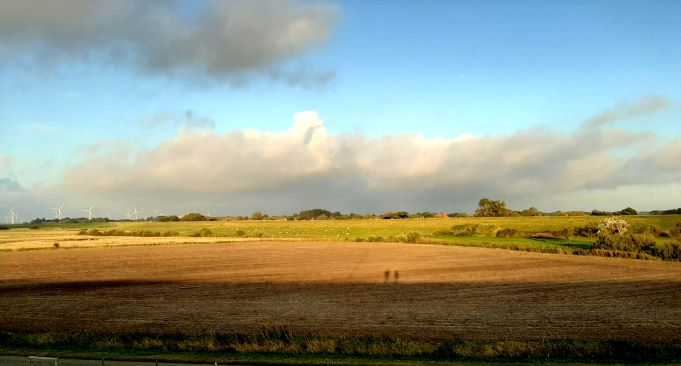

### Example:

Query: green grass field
xmin=91 ymin=215 xmax=681 ymax=249
xmin=4 ymin=215 xmax=679 ymax=255
xmin=111 ymin=215 xmax=679 ymax=236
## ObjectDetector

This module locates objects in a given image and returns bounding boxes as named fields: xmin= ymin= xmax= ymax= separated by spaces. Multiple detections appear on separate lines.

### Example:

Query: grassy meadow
xmin=2 ymin=215 xmax=679 ymax=253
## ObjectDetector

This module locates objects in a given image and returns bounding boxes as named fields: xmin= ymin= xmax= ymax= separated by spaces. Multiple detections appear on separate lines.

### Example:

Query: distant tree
xmin=591 ymin=209 xmax=612 ymax=216
xmin=649 ymin=208 xmax=681 ymax=215
xmin=474 ymin=198 xmax=512 ymax=217
xmin=158 ymin=215 xmax=180 ymax=222
xmin=181 ymin=213 xmax=207 ymax=221
xmin=297 ymin=209 xmax=334 ymax=220
xmin=448 ymin=212 xmax=469 ymax=218
xmin=615 ymin=207 xmax=638 ymax=215
xmin=381 ymin=211 xmax=409 ymax=219
xmin=250 ymin=211 xmax=265 ymax=220
xmin=519 ymin=207 xmax=542 ymax=217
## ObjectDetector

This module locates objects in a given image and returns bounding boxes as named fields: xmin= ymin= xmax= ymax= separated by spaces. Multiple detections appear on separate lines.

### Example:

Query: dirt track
xmin=1 ymin=242 xmax=681 ymax=341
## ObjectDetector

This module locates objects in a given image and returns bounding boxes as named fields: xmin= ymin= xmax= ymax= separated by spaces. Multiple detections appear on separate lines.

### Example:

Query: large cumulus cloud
xmin=61 ymin=98 xmax=681 ymax=215
xmin=0 ymin=0 xmax=339 ymax=86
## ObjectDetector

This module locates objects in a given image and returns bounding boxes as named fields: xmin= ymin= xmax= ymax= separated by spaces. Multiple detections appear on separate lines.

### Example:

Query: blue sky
xmin=1 ymin=0 xmax=680 ymax=219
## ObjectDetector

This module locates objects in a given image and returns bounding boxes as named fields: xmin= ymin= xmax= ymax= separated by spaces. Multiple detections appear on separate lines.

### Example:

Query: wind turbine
xmin=8 ymin=208 xmax=17 ymax=225
xmin=52 ymin=205 xmax=64 ymax=220
xmin=83 ymin=205 xmax=94 ymax=220
xmin=131 ymin=207 xmax=140 ymax=221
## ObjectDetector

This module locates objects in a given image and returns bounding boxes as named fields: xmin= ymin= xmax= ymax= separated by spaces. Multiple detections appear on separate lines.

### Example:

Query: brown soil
xmin=1 ymin=242 xmax=680 ymax=341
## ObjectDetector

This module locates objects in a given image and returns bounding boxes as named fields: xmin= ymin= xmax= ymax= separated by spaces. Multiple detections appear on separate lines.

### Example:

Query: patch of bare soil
xmin=1 ymin=242 xmax=680 ymax=341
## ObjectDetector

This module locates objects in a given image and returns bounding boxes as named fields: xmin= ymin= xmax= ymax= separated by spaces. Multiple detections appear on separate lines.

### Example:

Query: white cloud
xmin=0 ymin=0 xmax=339 ymax=86
xmin=58 ymin=108 xmax=681 ymax=214
xmin=141 ymin=110 xmax=215 ymax=130
xmin=585 ymin=95 xmax=670 ymax=128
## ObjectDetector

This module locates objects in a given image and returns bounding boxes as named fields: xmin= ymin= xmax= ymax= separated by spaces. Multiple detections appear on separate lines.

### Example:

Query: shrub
xmin=669 ymin=223 xmax=681 ymax=239
xmin=235 ymin=229 xmax=246 ymax=237
xmin=529 ymin=232 xmax=557 ymax=239
xmin=631 ymin=232 xmax=656 ymax=250
xmin=636 ymin=225 xmax=659 ymax=236
xmin=0 ymin=226 xmax=9 ymax=230
xmin=449 ymin=224 xmax=477 ymax=237
xmin=192 ymin=228 xmax=212 ymax=237
xmin=597 ymin=216 xmax=631 ymax=236
xmin=575 ymin=222 xmax=599 ymax=237
xmin=495 ymin=228 xmax=516 ymax=238
xmin=594 ymin=217 xmax=655 ymax=252
xmin=654 ymin=242 xmax=681 ymax=261
xmin=53 ymin=243 xmax=60 ymax=250
xmin=405 ymin=232 xmax=422 ymax=243
xmin=563 ymin=227 xmax=575 ymax=242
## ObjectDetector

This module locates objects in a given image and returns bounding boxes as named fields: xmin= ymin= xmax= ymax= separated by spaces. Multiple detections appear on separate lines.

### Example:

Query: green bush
xmin=669 ymin=222 xmax=681 ymax=238
xmin=636 ymin=224 xmax=659 ymax=236
xmin=0 ymin=225 xmax=8 ymax=230
xmin=575 ymin=222 xmax=599 ymax=237
xmin=191 ymin=228 xmax=212 ymax=237
xmin=157 ymin=215 xmax=180 ymax=222
xmin=449 ymin=224 xmax=477 ymax=237
xmin=181 ymin=213 xmax=207 ymax=221
xmin=594 ymin=232 xmax=656 ymax=252
xmin=495 ymin=228 xmax=516 ymax=237
xmin=654 ymin=242 xmax=681 ymax=261
xmin=529 ymin=232 xmax=556 ymax=239
xmin=405 ymin=232 xmax=422 ymax=243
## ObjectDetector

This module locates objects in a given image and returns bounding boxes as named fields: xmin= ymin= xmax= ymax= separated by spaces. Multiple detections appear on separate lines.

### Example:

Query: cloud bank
xmin=585 ymin=95 xmax=670 ymax=128
xmin=59 ymin=96 xmax=680 ymax=215
xmin=0 ymin=0 xmax=339 ymax=86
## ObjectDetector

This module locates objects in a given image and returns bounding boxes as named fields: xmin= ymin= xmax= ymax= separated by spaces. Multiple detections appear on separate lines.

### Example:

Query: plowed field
xmin=1 ymin=242 xmax=680 ymax=341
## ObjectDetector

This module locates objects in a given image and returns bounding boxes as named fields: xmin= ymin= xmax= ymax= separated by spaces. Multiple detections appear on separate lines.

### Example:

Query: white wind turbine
xmin=131 ymin=207 xmax=140 ymax=220
xmin=8 ymin=208 xmax=17 ymax=225
xmin=83 ymin=205 xmax=94 ymax=220
xmin=52 ymin=205 xmax=64 ymax=220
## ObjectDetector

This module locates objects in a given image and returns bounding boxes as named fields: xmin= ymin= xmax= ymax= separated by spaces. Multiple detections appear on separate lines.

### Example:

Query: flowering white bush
xmin=597 ymin=216 xmax=631 ymax=236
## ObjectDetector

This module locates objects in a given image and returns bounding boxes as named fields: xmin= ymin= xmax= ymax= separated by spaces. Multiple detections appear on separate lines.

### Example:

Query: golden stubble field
xmin=1 ymin=241 xmax=681 ymax=341
xmin=0 ymin=228 xmax=273 ymax=251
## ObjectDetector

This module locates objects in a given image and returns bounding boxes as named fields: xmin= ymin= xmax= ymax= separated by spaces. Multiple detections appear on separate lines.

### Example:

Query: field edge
xmin=2 ymin=331 xmax=681 ymax=364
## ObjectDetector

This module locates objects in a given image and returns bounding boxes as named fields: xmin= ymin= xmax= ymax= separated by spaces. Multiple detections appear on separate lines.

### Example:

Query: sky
xmin=1 ymin=0 xmax=680 ymax=221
